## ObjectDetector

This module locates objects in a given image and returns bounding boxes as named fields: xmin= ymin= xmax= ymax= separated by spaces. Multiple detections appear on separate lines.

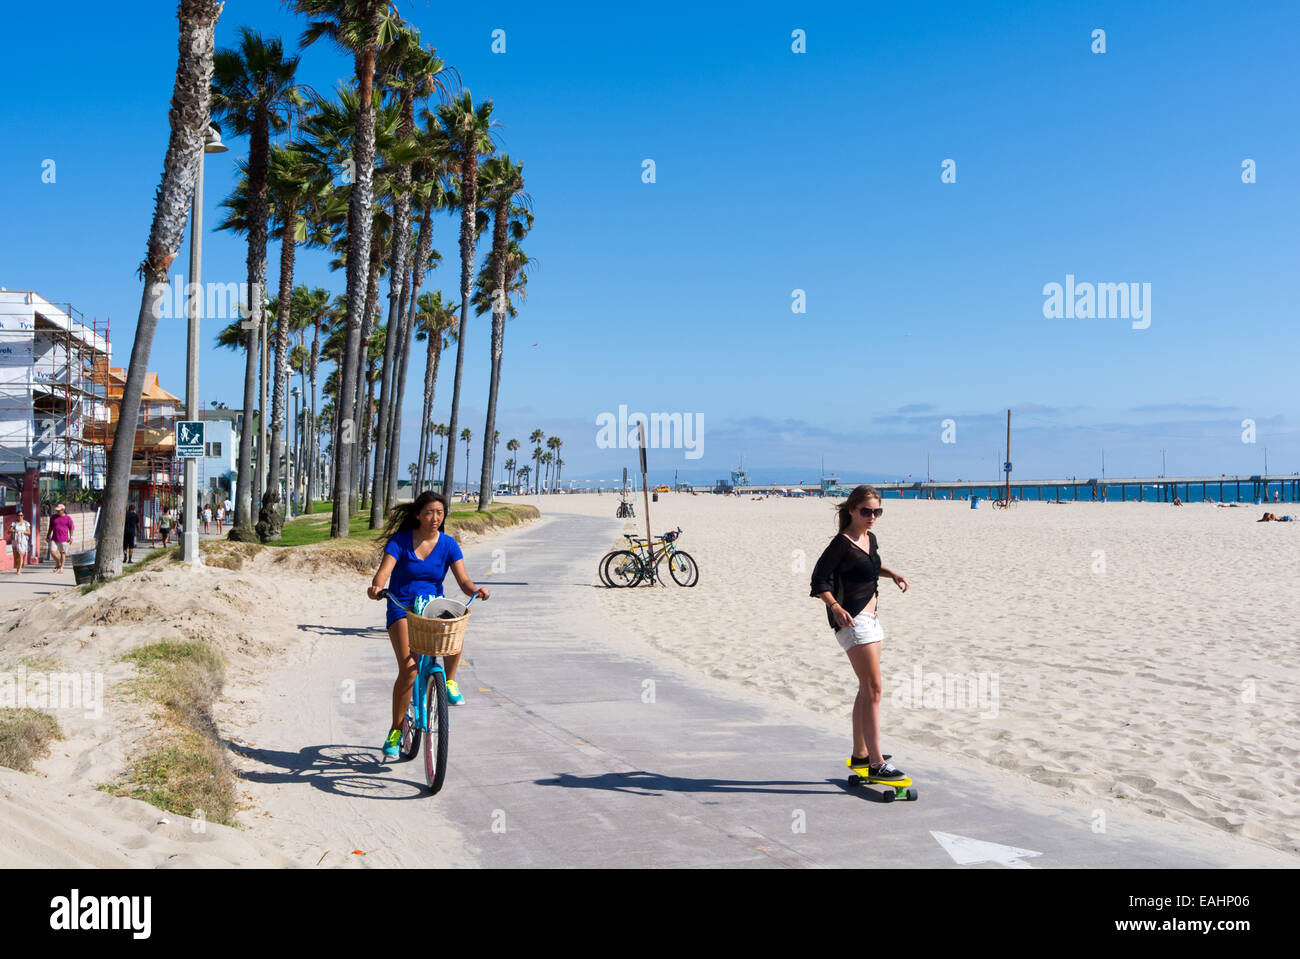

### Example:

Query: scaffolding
xmin=0 ymin=291 xmax=110 ymax=497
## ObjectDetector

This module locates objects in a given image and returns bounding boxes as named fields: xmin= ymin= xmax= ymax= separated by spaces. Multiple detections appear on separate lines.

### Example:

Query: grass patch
xmin=0 ymin=708 xmax=63 ymax=773
xmin=12 ymin=655 xmax=62 ymax=672
xmin=275 ymin=500 xmax=539 ymax=549
xmin=97 ymin=730 xmax=236 ymax=826
xmin=102 ymin=640 xmax=236 ymax=826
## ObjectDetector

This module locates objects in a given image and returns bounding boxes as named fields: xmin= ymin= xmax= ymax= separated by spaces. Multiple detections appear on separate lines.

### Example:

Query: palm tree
xmin=529 ymin=427 xmax=543 ymax=495
xmin=541 ymin=450 xmax=553 ymax=492
xmin=459 ymin=427 xmax=471 ymax=498
xmin=292 ymin=0 xmax=400 ymax=536
xmin=412 ymin=291 xmax=456 ymax=491
xmin=211 ymin=26 xmax=304 ymax=539
xmin=93 ymin=0 xmax=223 ymax=581
xmin=292 ymin=287 xmax=334 ymax=511
xmin=517 ymin=464 xmax=530 ymax=492
xmin=507 ymin=438 xmax=519 ymax=488
xmin=547 ymin=436 xmax=563 ymax=491
xmin=475 ymin=155 xmax=529 ymax=511
xmin=503 ymin=457 xmax=515 ymax=490
xmin=437 ymin=91 xmax=495 ymax=501
xmin=260 ymin=143 xmax=332 ymax=539
xmin=370 ymin=24 xmax=446 ymax=525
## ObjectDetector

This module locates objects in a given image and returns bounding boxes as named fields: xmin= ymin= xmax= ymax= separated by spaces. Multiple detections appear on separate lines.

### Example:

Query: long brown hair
xmin=834 ymin=485 xmax=881 ymax=532
xmin=379 ymin=490 xmax=449 ymax=546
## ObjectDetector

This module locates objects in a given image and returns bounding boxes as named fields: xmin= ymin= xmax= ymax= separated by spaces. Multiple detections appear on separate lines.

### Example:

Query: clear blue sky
xmin=1 ymin=0 xmax=1296 ymax=486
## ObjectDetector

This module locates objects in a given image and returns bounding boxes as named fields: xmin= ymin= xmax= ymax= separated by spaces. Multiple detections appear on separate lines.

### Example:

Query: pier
xmin=686 ymin=474 xmax=1300 ymax=503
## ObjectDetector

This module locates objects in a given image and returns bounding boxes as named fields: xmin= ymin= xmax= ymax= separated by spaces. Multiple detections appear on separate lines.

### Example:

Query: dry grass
xmin=0 ymin=708 xmax=63 ymax=773
xmin=101 ymin=640 xmax=237 ymax=827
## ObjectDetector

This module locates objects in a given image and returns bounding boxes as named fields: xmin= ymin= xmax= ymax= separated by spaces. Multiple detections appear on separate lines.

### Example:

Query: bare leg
xmin=443 ymin=650 xmax=461 ymax=682
xmin=388 ymin=618 xmax=418 ymax=730
xmin=846 ymin=641 xmax=884 ymax=763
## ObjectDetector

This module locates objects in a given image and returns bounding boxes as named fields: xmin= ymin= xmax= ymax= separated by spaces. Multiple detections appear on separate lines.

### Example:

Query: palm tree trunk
xmin=260 ymin=211 xmax=296 ymax=540
xmin=94 ymin=0 xmax=221 ymax=580
xmin=354 ymin=231 xmax=383 ymax=502
xmin=442 ymin=150 xmax=478 ymax=498
xmin=331 ymin=34 xmax=380 ymax=538
xmin=306 ymin=317 xmax=320 ymax=511
xmin=369 ymin=186 xmax=413 ymax=525
xmin=477 ymin=200 xmax=510 ymax=511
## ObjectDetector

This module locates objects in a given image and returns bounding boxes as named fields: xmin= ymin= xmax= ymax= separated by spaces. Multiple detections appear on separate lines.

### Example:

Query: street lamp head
xmin=204 ymin=125 xmax=229 ymax=155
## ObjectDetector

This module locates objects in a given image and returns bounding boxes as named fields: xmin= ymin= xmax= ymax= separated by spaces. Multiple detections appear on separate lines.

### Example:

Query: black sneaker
xmin=868 ymin=760 xmax=906 ymax=781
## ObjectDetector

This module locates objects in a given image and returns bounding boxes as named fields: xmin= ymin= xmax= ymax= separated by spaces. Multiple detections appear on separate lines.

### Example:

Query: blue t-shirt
xmin=384 ymin=530 xmax=463 ymax=618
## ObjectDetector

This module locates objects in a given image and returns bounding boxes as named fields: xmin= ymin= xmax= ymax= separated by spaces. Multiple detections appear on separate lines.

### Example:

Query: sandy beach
xmin=0 ymin=494 xmax=1295 ymax=866
xmin=578 ymin=492 xmax=1300 ymax=857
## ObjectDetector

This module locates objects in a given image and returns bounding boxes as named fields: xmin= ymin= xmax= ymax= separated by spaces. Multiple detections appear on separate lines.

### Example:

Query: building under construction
xmin=0 ymin=290 xmax=111 ymax=494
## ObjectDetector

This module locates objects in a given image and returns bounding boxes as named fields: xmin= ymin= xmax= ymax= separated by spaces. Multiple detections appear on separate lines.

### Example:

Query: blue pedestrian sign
xmin=176 ymin=421 xmax=205 ymax=459
xmin=1003 ymin=461 xmax=1013 ymax=473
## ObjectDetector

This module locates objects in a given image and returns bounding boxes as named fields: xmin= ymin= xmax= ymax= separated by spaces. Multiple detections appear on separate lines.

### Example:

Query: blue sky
xmin=1 ymin=0 xmax=1296 ymax=486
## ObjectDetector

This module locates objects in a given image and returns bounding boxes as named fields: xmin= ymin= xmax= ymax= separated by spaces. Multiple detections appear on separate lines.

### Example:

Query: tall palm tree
xmin=475 ymin=155 xmax=529 ymax=511
xmin=211 ymin=26 xmax=303 ymax=539
xmin=94 ymin=0 xmax=223 ymax=581
xmin=260 ymin=142 xmax=332 ymax=539
xmin=292 ymin=286 xmax=334 ymax=511
xmin=292 ymin=0 xmax=400 ymax=537
xmin=412 ymin=291 xmax=456 ymax=491
xmin=437 ymin=91 xmax=495 ymax=500
xmin=506 ymin=437 xmax=519 ymax=488
xmin=547 ymin=436 xmax=563 ymax=492
xmin=459 ymin=427 xmax=472 ymax=498
xmin=529 ymin=427 xmax=543 ymax=495
xmin=370 ymin=24 xmax=446 ymax=525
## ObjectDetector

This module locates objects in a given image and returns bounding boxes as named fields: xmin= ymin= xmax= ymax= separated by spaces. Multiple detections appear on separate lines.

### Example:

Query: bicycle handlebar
xmin=377 ymin=587 xmax=475 ymax=614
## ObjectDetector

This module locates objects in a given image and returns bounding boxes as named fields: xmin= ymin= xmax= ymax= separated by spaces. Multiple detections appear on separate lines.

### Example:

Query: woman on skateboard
xmin=367 ymin=491 xmax=488 ymax=759
xmin=811 ymin=485 xmax=910 ymax=780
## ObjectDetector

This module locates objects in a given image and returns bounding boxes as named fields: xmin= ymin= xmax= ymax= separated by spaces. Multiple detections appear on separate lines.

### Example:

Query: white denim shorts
xmin=835 ymin=610 xmax=883 ymax=652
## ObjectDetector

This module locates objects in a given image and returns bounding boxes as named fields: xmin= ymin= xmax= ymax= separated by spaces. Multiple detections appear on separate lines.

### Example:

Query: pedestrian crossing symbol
xmin=176 ymin=421 xmax=204 ymax=458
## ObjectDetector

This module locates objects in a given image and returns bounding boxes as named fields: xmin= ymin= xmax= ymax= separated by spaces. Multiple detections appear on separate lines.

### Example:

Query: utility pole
xmin=1003 ymin=410 xmax=1011 ymax=507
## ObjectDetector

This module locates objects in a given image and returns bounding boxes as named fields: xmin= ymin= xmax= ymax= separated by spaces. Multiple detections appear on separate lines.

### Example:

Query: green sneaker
xmin=382 ymin=727 xmax=401 ymax=758
xmin=446 ymin=679 xmax=464 ymax=705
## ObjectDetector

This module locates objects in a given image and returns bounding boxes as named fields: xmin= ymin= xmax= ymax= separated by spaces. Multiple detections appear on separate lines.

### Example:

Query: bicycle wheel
xmin=399 ymin=702 xmax=421 ymax=761
xmin=603 ymin=550 xmax=643 ymax=588
xmin=662 ymin=550 xmax=698 ymax=587
xmin=598 ymin=551 xmax=616 ymax=587
xmin=424 ymin=669 xmax=450 ymax=793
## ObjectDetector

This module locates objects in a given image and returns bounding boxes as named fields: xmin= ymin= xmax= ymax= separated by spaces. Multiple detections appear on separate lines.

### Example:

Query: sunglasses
xmin=857 ymin=507 xmax=884 ymax=518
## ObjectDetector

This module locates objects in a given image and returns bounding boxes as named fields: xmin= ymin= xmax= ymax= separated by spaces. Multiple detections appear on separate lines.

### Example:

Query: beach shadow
xmin=534 ymin=769 xmax=833 ymax=797
xmin=296 ymin=623 xmax=388 ymax=637
xmin=229 ymin=740 xmax=432 ymax=801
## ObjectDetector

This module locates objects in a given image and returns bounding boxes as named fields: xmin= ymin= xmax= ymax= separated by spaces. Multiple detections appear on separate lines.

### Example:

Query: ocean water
xmin=886 ymin=481 xmax=1296 ymax=504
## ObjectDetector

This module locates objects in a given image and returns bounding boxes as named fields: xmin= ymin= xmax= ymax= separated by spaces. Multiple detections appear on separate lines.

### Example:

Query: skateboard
xmin=846 ymin=757 xmax=918 ymax=802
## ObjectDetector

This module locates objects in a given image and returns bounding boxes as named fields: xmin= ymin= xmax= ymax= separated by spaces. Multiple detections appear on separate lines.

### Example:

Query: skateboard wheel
xmin=848 ymin=775 xmax=861 ymax=786
xmin=906 ymin=787 xmax=918 ymax=801
xmin=881 ymin=789 xmax=896 ymax=803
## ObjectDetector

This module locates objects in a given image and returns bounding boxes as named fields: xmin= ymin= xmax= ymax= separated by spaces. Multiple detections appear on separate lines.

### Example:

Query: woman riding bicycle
xmin=368 ymin=491 xmax=488 ymax=759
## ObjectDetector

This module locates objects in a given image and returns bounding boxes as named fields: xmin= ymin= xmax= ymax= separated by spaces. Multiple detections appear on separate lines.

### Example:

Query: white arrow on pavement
xmin=931 ymin=831 xmax=1043 ymax=868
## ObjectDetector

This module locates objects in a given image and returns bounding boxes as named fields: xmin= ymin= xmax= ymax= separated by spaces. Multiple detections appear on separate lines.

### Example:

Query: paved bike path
xmin=269 ymin=510 xmax=1295 ymax=868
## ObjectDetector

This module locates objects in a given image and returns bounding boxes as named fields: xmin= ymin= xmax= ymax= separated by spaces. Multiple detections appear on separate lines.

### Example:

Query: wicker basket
xmin=406 ymin=605 xmax=470 ymax=656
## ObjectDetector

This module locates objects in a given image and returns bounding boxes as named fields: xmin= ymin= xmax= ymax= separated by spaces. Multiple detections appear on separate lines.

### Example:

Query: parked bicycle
xmin=378 ymin=588 xmax=474 ymax=794
xmin=600 ymin=527 xmax=698 ymax=588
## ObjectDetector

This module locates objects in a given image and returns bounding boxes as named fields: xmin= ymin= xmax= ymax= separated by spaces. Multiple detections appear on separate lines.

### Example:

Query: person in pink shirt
xmin=47 ymin=503 xmax=75 ymax=573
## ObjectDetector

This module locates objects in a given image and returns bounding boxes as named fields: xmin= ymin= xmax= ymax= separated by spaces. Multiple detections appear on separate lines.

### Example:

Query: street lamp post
xmin=183 ymin=125 xmax=228 ymax=565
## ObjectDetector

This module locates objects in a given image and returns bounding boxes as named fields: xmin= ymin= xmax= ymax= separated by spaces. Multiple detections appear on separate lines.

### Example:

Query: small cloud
xmin=1127 ymin=403 xmax=1239 ymax=414
xmin=896 ymin=403 xmax=934 ymax=414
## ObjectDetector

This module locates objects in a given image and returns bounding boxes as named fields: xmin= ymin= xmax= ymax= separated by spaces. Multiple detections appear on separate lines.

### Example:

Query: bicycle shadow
xmin=229 ymin=739 xmax=433 ymax=800
xmin=532 ymin=769 xmax=845 ymax=798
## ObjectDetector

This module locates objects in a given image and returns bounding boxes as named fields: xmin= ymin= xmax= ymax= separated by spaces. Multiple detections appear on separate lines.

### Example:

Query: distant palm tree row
xmin=200 ymin=1 xmax=534 ymax=540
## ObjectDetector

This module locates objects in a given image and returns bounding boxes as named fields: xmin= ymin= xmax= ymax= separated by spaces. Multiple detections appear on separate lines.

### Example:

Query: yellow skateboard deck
xmin=846 ymin=758 xmax=918 ymax=801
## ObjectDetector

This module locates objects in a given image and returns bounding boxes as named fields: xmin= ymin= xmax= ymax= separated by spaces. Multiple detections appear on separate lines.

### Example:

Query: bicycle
xmin=379 ymin=589 xmax=474 ymax=794
xmin=602 ymin=527 xmax=698 ymax=588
